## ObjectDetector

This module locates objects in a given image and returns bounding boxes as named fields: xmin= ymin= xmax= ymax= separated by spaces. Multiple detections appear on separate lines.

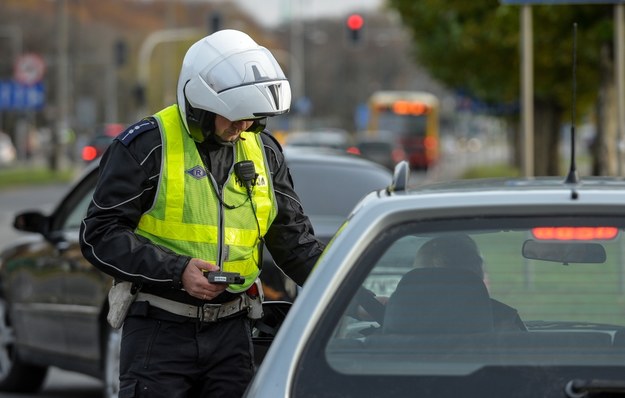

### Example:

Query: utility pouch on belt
xmin=246 ymin=279 xmax=264 ymax=320
xmin=107 ymin=281 xmax=139 ymax=329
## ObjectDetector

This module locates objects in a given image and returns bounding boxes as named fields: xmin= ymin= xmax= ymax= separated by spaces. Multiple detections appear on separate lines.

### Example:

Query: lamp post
xmin=53 ymin=0 xmax=69 ymax=171
xmin=136 ymin=28 xmax=203 ymax=118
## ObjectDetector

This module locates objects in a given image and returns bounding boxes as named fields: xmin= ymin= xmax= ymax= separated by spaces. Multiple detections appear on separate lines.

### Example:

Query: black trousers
xmin=118 ymin=302 xmax=255 ymax=398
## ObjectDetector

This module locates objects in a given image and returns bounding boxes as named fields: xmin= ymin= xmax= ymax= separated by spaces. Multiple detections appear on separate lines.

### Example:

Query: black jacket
xmin=79 ymin=117 xmax=325 ymax=305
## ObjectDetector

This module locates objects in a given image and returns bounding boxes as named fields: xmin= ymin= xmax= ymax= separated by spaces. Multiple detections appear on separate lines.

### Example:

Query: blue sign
xmin=0 ymin=80 xmax=45 ymax=110
xmin=501 ymin=1 xmax=625 ymax=3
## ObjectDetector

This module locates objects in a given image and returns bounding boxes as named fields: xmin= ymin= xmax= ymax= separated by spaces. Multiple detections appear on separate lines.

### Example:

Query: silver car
xmin=246 ymin=162 xmax=625 ymax=398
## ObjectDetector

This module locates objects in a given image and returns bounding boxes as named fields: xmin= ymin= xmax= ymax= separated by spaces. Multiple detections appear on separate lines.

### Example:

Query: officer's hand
xmin=182 ymin=258 xmax=227 ymax=300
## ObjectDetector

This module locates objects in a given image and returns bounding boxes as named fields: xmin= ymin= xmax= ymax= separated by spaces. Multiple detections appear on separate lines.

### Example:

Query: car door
xmin=57 ymin=170 xmax=112 ymax=361
xmin=5 ymin=167 xmax=108 ymax=362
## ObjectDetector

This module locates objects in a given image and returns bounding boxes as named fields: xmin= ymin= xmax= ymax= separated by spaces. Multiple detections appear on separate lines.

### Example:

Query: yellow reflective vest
xmin=136 ymin=105 xmax=277 ymax=292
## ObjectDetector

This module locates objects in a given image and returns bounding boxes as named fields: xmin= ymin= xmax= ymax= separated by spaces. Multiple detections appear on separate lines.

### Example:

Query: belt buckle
xmin=200 ymin=303 xmax=221 ymax=322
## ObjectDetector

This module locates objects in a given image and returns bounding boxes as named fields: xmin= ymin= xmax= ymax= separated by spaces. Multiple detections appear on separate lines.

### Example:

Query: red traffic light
xmin=346 ymin=14 xmax=364 ymax=30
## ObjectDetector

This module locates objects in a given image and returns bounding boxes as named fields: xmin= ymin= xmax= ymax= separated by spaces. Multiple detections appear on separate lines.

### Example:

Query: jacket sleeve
xmin=79 ymin=124 xmax=189 ymax=289
xmin=261 ymin=132 xmax=326 ymax=286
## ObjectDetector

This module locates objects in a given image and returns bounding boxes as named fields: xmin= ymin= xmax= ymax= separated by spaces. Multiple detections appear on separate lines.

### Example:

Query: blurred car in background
xmin=0 ymin=145 xmax=392 ymax=397
xmin=246 ymin=163 xmax=625 ymax=397
xmin=283 ymin=129 xmax=357 ymax=153
xmin=261 ymin=146 xmax=393 ymax=300
xmin=0 ymin=132 xmax=17 ymax=166
xmin=355 ymin=131 xmax=406 ymax=170
xmin=81 ymin=123 xmax=125 ymax=162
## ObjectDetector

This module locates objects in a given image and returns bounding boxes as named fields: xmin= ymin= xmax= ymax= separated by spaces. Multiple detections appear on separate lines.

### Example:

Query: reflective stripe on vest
xmin=136 ymin=105 xmax=277 ymax=292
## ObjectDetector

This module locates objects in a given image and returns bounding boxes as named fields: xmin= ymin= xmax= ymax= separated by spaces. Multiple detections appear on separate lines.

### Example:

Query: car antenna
xmin=564 ymin=22 xmax=580 ymax=187
xmin=388 ymin=160 xmax=409 ymax=193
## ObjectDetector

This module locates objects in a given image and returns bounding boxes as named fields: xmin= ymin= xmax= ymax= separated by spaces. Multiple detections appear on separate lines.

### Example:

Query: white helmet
xmin=177 ymin=29 xmax=291 ymax=142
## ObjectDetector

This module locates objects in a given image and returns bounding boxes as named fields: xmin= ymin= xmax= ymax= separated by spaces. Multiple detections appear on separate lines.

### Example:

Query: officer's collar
xmin=207 ymin=133 xmax=236 ymax=147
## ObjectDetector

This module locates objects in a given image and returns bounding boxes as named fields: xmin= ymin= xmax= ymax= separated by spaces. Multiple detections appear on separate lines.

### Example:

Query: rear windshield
xmin=322 ymin=217 xmax=625 ymax=376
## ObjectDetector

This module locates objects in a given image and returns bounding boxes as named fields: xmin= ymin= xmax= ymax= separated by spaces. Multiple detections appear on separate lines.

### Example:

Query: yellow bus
xmin=366 ymin=90 xmax=440 ymax=170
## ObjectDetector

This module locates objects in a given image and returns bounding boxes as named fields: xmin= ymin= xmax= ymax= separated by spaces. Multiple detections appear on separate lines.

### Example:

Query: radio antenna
xmin=564 ymin=22 xmax=580 ymax=184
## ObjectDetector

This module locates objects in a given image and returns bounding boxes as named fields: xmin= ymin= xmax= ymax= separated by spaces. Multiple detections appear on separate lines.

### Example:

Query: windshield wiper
xmin=565 ymin=379 xmax=625 ymax=397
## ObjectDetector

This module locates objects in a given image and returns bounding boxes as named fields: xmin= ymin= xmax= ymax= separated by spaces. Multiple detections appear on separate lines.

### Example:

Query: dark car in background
xmin=283 ymin=129 xmax=357 ymax=153
xmin=0 ymin=145 xmax=392 ymax=397
xmin=81 ymin=123 xmax=125 ymax=162
xmin=355 ymin=132 xmax=407 ymax=170
xmin=262 ymin=147 xmax=393 ymax=300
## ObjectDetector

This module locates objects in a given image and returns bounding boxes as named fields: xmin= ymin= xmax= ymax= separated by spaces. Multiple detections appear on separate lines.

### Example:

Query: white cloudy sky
xmin=233 ymin=0 xmax=384 ymax=27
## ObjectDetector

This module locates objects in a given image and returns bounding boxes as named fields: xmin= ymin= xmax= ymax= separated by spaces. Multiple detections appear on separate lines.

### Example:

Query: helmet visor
xmin=200 ymin=48 xmax=287 ymax=93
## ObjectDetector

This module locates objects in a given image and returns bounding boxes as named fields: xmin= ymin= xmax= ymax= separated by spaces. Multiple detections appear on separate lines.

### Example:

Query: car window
xmin=50 ymin=169 xmax=98 ymax=232
xmin=63 ymin=186 xmax=95 ymax=230
xmin=292 ymin=216 xmax=625 ymax=396
xmin=361 ymin=235 xmax=425 ymax=297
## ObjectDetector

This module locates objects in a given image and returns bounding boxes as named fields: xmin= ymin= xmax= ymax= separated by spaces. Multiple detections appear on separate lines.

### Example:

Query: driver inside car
xmin=352 ymin=234 xmax=526 ymax=332
xmin=412 ymin=233 xmax=526 ymax=331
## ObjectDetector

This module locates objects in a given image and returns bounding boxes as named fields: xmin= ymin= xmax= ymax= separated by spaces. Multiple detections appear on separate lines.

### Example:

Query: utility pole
xmin=136 ymin=28 xmax=202 ymax=119
xmin=0 ymin=25 xmax=22 ymax=132
xmin=616 ymin=4 xmax=624 ymax=176
xmin=53 ymin=0 xmax=69 ymax=171
xmin=289 ymin=0 xmax=305 ymax=131
xmin=521 ymin=5 xmax=534 ymax=177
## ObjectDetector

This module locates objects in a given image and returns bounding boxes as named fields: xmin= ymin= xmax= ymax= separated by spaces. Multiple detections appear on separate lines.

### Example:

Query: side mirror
xmin=13 ymin=211 xmax=49 ymax=235
xmin=252 ymin=301 xmax=292 ymax=367
xmin=253 ymin=301 xmax=292 ymax=338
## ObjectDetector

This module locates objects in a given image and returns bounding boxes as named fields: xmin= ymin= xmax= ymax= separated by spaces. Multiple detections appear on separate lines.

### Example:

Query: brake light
xmin=346 ymin=146 xmax=361 ymax=155
xmin=424 ymin=136 xmax=438 ymax=150
xmin=531 ymin=227 xmax=619 ymax=241
xmin=391 ymin=148 xmax=406 ymax=162
xmin=82 ymin=146 xmax=99 ymax=162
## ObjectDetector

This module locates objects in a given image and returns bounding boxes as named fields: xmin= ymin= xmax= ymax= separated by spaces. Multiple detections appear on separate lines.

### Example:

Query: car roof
xmin=352 ymin=173 xmax=625 ymax=221
xmin=282 ymin=146 xmax=385 ymax=168
xmin=406 ymin=175 xmax=625 ymax=193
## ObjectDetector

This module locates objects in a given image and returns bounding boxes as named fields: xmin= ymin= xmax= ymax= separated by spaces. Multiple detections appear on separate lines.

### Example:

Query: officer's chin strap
xmin=248 ymin=118 xmax=267 ymax=134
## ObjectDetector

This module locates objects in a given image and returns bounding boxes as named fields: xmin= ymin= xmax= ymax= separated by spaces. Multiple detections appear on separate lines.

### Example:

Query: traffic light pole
xmin=616 ymin=4 xmax=624 ymax=176
xmin=53 ymin=0 xmax=69 ymax=171
xmin=136 ymin=28 xmax=203 ymax=119
xmin=521 ymin=5 xmax=534 ymax=177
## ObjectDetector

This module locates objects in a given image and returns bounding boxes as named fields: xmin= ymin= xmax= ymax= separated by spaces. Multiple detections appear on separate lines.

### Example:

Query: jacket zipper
xmin=207 ymin=172 xmax=225 ymax=270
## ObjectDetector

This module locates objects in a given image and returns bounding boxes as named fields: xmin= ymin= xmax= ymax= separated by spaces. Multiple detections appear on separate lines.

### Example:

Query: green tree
xmin=387 ymin=0 xmax=614 ymax=176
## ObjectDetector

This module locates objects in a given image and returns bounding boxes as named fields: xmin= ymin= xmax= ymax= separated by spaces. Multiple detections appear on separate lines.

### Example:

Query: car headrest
xmin=383 ymin=267 xmax=494 ymax=334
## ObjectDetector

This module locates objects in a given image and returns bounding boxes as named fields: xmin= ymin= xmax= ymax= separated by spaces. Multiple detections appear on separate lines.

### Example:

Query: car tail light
xmin=424 ymin=136 xmax=438 ymax=150
xmin=392 ymin=148 xmax=406 ymax=163
xmin=531 ymin=227 xmax=619 ymax=241
xmin=82 ymin=145 xmax=99 ymax=162
xmin=346 ymin=146 xmax=361 ymax=155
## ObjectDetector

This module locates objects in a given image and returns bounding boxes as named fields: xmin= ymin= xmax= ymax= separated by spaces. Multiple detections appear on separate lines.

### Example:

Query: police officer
xmin=80 ymin=30 xmax=325 ymax=397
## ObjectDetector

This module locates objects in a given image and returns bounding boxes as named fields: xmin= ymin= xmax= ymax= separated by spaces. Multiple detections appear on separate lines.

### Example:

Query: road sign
xmin=501 ymin=0 xmax=625 ymax=3
xmin=13 ymin=53 xmax=46 ymax=85
xmin=0 ymin=80 xmax=45 ymax=110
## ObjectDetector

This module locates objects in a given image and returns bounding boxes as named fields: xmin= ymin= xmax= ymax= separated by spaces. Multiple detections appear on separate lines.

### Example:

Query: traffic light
xmin=114 ymin=39 xmax=127 ymax=67
xmin=346 ymin=13 xmax=364 ymax=46
xmin=209 ymin=11 xmax=222 ymax=34
xmin=133 ymin=84 xmax=146 ymax=107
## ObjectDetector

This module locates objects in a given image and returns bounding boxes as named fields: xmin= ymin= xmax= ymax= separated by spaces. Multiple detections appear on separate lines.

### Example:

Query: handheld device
xmin=207 ymin=271 xmax=245 ymax=284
